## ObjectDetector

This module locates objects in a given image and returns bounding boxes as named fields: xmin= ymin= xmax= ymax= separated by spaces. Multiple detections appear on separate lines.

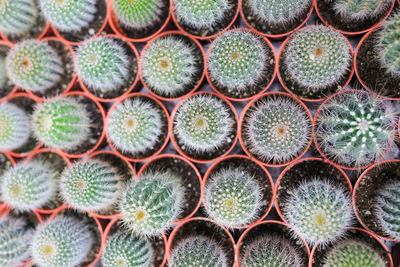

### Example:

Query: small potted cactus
xmin=0 ymin=40 xmax=17 ymax=100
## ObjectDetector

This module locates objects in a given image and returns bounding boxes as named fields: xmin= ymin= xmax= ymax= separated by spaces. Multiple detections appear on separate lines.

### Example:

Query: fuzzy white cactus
xmin=0 ymin=102 xmax=30 ymax=151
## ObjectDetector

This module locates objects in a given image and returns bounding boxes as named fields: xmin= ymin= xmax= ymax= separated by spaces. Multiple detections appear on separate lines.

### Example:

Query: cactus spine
xmin=0 ymin=102 xmax=30 ymax=150
xmin=0 ymin=0 xmax=38 ymax=36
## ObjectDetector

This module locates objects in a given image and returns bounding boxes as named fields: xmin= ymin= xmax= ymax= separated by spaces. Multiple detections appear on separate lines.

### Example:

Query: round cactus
xmin=31 ymin=215 xmax=93 ymax=267
xmin=75 ymin=37 xmax=129 ymax=92
xmin=60 ymin=159 xmax=122 ymax=212
xmin=333 ymin=0 xmax=392 ymax=20
xmin=282 ymin=179 xmax=353 ymax=245
xmin=119 ymin=170 xmax=184 ymax=237
xmin=242 ymin=94 xmax=311 ymax=165
xmin=377 ymin=13 xmax=400 ymax=77
xmin=0 ymin=160 xmax=58 ymax=211
xmin=5 ymin=40 xmax=63 ymax=92
xmin=32 ymin=97 xmax=91 ymax=151
xmin=169 ymin=236 xmax=228 ymax=267
xmin=315 ymin=90 xmax=396 ymax=168
xmin=0 ymin=0 xmax=38 ymax=36
xmin=101 ymin=229 xmax=154 ymax=267
xmin=204 ymin=168 xmax=263 ymax=228
xmin=39 ymin=0 xmax=97 ymax=32
xmin=0 ymin=102 xmax=30 ymax=151
xmin=0 ymin=56 xmax=7 ymax=89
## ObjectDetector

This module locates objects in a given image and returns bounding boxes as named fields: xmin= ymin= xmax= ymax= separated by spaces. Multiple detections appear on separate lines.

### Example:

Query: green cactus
xmin=0 ymin=0 xmax=38 ymax=36
xmin=332 ymin=0 xmax=392 ymax=20
xmin=0 ymin=102 xmax=30 ymax=151
xmin=0 ymin=56 xmax=7 ymax=90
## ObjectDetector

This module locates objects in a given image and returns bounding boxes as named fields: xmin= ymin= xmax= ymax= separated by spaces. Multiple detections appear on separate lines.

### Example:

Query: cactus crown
xmin=323 ymin=240 xmax=386 ymax=267
xmin=119 ymin=170 xmax=184 ymax=237
xmin=207 ymin=30 xmax=267 ymax=91
xmin=101 ymin=229 xmax=154 ymax=267
xmin=75 ymin=37 xmax=129 ymax=92
xmin=5 ymin=40 xmax=63 ymax=92
xmin=204 ymin=167 xmax=263 ymax=228
xmin=283 ymin=179 xmax=353 ymax=246
xmin=31 ymin=215 xmax=93 ymax=267
xmin=377 ymin=13 xmax=400 ymax=77
xmin=60 ymin=159 xmax=122 ymax=212
xmin=315 ymin=91 xmax=396 ymax=168
xmin=0 ymin=0 xmax=38 ymax=35
xmin=40 ymin=0 xmax=97 ymax=32
xmin=0 ymin=102 xmax=30 ymax=151
xmin=243 ymin=94 xmax=311 ymax=165
xmin=32 ymin=97 xmax=91 ymax=151
xmin=283 ymin=26 xmax=351 ymax=90
xmin=169 ymin=236 xmax=228 ymax=267
xmin=332 ymin=0 xmax=392 ymax=20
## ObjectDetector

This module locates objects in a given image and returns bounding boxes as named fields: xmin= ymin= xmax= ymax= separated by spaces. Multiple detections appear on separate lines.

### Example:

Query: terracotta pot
xmin=0 ymin=19 xmax=51 ymax=44
xmin=0 ymin=40 xmax=18 ymax=101
xmin=202 ymin=154 xmax=274 ymax=229
xmin=139 ymin=30 xmax=205 ymax=102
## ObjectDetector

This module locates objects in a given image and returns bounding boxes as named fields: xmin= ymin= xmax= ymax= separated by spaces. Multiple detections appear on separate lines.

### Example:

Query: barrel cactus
xmin=0 ymin=102 xmax=30 ymax=150
xmin=332 ymin=0 xmax=392 ymax=20
xmin=377 ymin=13 xmax=400 ymax=77
xmin=0 ymin=0 xmax=38 ymax=36
xmin=0 ymin=56 xmax=6 ymax=89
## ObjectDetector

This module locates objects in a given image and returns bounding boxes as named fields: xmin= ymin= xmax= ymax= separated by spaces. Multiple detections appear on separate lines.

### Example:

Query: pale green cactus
xmin=0 ymin=0 xmax=38 ymax=36
xmin=0 ymin=102 xmax=30 ymax=150
xmin=332 ymin=0 xmax=392 ymax=20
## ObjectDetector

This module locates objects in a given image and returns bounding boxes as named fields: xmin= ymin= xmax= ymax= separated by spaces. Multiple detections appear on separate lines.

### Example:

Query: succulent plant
xmin=0 ymin=56 xmax=7 ymax=89
xmin=31 ymin=215 xmax=93 ymax=267
xmin=332 ymin=0 xmax=392 ymax=20
xmin=107 ymin=97 xmax=164 ymax=155
xmin=40 ymin=0 xmax=97 ymax=32
xmin=0 ymin=0 xmax=38 ymax=36
xmin=240 ymin=235 xmax=303 ymax=267
xmin=282 ymin=26 xmax=351 ymax=91
xmin=315 ymin=90 xmax=396 ymax=168
xmin=75 ymin=37 xmax=129 ymax=92
xmin=243 ymin=94 xmax=311 ymax=165
xmin=101 ymin=229 xmax=154 ymax=267
xmin=204 ymin=168 xmax=263 ymax=228
xmin=119 ymin=170 xmax=184 ymax=237
xmin=0 ymin=216 xmax=33 ymax=266
xmin=282 ymin=179 xmax=353 ymax=246
xmin=377 ymin=13 xmax=400 ymax=77
xmin=207 ymin=29 xmax=268 ymax=91
xmin=323 ymin=240 xmax=386 ymax=267
xmin=5 ymin=40 xmax=63 ymax=92
xmin=32 ymin=97 xmax=91 ymax=151
xmin=60 ymin=159 xmax=122 ymax=212
xmin=0 ymin=160 xmax=58 ymax=211
xmin=169 ymin=236 xmax=228 ymax=267
xmin=0 ymin=102 xmax=30 ymax=150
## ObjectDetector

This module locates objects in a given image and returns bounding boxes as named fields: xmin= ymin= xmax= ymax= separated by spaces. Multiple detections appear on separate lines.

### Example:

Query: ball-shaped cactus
xmin=5 ymin=40 xmax=63 ymax=92
xmin=0 ymin=56 xmax=7 ymax=90
xmin=169 ymin=236 xmax=228 ymax=267
xmin=0 ymin=160 xmax=58 ymax=211
xmin=315 ymin=90 xmax=396 ymax=168
xmin=204 ymin=168 xmax=263 ymax=228
xmin=333 ymin=0 xmax=392 ymax=20
xmin=282 ymin=26 xmax=351 ymax=91
xmin=31 ymin=215 xmax=93 ymax=267
xmin=101 ymin=229 xmax=154 ymax=267
xmin=207 ymin=29 xmax=268 ymax=91
xmin=60 ymin=159 xmax=122 ymax=212
xmin=39 ymin=0 xmax=97 ymax=32
xmin=282 ymin=179 xmax=353 ymax=245
xmin=32 ymin=97 xmax=91 ymax=151
xmin=0 ymin=0 xmax=38 ymax=36
xmin=75 ymin=37 xmax=129 ymax=92
xmin=243 ymin=94 xmax=312 ymax=165
xmin=0 ymin=102 xmax=30 ymax=150
xmin=119 ymin=170 xmax=184 ymax=237
xmin=377 ymin=13 xmax=400 ymax=77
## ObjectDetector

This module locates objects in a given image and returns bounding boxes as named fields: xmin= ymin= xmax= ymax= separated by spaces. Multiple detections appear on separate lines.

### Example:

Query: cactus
xmin=169 ymin=236 xmax=228 ymax=267
xmin=377 ymin=13 xmax=400 ymax=77
xmin=332 ymin=0 xmax=392 ymax=20
xmin=0 ymin=160 xmax=58 ymax=211
xmin=240 ymin=235 xmax=303 ymax=267
xmin=0 ymin=0 xmax=38 ymax=36
xmin=31 ymin=215 xmax=93 ymax=267
xmin=32 ymin=97 xmax=91 ymax=151
xmin=75 ymin=37 xmax=129 ymax=93
xmin=141 ymin=34 xmax=199 ymax=98
xmin=119 ymin=170 xmax=184 ymax=237
xmin=207 ymin=30 xmax=267 ymax=91
xmin=39 ymin=0 xmax=97 ymax=32
xmin=315 ymin=90 xmax=396 ymax=168
xmin=323 ymin=240 xmax=386 ymax=267
xmin=243 ymin=94 xmax=311 ymax=164
xmin=173 ymin=94 xmax=234 ymax=153
xmin=107 ymin=97 xmax=164 ymax=155
xmin=5 ymin=40 xmax=63 ymax=92
xmin=0 ymin=216 xmax=33 ymax=266
xmin=101 ymin=229 xmax=153 ymax=267
xmin=283 ymin=26 xmax=351 ymax=91
xmin=375 ymin=180 xmax=400 ymax=240
xmin=282 ymin=180 xmax=353 ymax=245
xmin=0 ymin=102 xmax=30 ymax=150
xmin=0 ymin=56 xmax=7 ymax=89
xmin=204 ymin=168 xmax=263 ymax=228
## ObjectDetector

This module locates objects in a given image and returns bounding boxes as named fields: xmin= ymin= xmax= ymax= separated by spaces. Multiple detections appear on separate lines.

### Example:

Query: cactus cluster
xmin=0 ymin=102 xmax=30 ymax=150
xmin=332 ymin=0 xmax=392 ymax=20
xmin=315 ymin=90 xmax=396 ymax=168
xmin=377 ymin=13 xmax=400 ymax=77
xmin=0 ymin=0 xmax=38 ymax=36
